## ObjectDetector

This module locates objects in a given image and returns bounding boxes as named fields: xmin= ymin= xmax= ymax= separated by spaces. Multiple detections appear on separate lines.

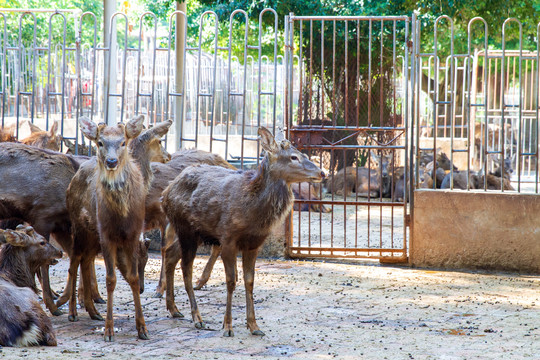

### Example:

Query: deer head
xmin=258 ymin=127 xmax=325 ymax=184
xmin=79 ymin=115 xmax=144 ymax=175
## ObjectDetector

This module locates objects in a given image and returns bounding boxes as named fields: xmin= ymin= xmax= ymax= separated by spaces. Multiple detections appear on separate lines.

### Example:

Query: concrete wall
xmin=411 ymin=190 xmax=540 ymax=273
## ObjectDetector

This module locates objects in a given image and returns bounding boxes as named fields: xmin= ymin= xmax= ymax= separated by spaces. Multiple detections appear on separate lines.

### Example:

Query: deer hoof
xmin=68 ymin=315 xmax=79 ymax=322
xmin=172 ymin=311 xmax=184 ymax=318
xmin=93 ymin=297 xmax=106 ymax=304
xmin=103 ymin=334 xmax=115 ymax=342
xmin=51 ymin=309 xmax=63 ymax=316
xmin=152 ymin=292 xmax=163 ymax=299
xmin=138 ymin=330 xmax=150 ymax=340
xmin=194 ymin=321 xmax=206 ymax=329
xmin=251 ymin=330 xmax=265 ymax=336
xmin=222 ymin=329 xmax=234 ymax=337
xmin=90 ymin=313 xmax=104 ymax=321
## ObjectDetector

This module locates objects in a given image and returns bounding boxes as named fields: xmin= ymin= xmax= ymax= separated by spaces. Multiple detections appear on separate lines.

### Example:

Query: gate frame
xmin=283 ymin=13 xmax=415 ymax=262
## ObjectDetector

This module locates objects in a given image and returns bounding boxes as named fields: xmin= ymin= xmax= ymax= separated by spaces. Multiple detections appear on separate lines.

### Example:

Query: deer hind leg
xmin=242 ymin=248 xmax=264 ymax=336
xmin=101 ymin=244 xmax=117 ymax=342
xmin=80 ymin=256 xmax=103 ymax=321
xmin=221 ymin=243 xmax=238 ymax=337
xmin=124 ymin=248 xmax=149 ymax=340
xmin=194 ymin=244 xmax=221 ymax=290
xmin=155 ymin=223 xmax=174 ymax=298
xmin=90 ymin=258 xmax=105 ymax=304
xmin=179 ymin=236 xmax=204 ymax=329
xmin=164 ymin=237 xmax=183 ymax=318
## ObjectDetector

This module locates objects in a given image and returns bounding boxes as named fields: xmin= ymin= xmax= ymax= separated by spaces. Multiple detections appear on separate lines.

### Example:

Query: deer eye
xmin=97 ymin=141 xmax=104 ymax=147
xmin=121 ymin=141 xmax=126 ymax=147
xmin=40 ymin=241 xmax=46 ymax=246
xmin=291 ymin=155 xmax=298 ymax=161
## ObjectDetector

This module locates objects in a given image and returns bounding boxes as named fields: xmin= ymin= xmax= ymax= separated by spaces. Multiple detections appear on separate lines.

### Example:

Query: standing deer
xmin=0 ymin=225 xmax=62 ymax=347
xmin=63 ymin=115 xmax=158 ymax=341
xmin=161 ymin=127 xmax=325 ymax=337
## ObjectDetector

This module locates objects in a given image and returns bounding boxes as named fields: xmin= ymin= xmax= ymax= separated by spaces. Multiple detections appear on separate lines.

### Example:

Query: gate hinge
xmin=404 ymin=214 xmax=411 ymax=227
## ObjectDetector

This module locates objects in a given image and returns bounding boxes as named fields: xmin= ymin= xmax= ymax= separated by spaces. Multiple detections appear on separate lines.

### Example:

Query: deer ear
xmin=79 ymin=116 xmax=98 ymax=141
xmin=126 ymin=115 xmax=145 ymax=139
xmin=258 ymin=127 xmax=279 ymax=154
xmin=0 ymin=229 xmax=27 ymax=247
xmin=149 ymin=119 xmax=173 ymax=139
xmin=49 ymin=121 xmax=58 ymax=136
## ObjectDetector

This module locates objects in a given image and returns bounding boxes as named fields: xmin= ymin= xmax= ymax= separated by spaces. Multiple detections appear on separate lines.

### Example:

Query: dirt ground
xmin=1 ymin=252 xmax=538 ymax=360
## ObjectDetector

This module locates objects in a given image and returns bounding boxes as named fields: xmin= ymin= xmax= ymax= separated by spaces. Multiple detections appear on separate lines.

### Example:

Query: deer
xmin=161 ymin=127 xmax=325 ymax=337
xmin=0 ymin=142 xmax=80 ymax=315
xmin=20 ymin=121 xmax=62 ymax=151
xmin=291 ymin=182 xmax=331 ymax=213
xmin=325 ymin=151 xmax=391 ymax=197
xmin=60 ymin=115 xmax=167 ymax=342
xmin=0 ymin=225 xmax=62 ymax=347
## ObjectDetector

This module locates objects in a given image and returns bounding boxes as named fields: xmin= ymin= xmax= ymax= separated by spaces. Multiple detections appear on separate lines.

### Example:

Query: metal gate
xmin=284 ymin=15 xmax=412 ymax=261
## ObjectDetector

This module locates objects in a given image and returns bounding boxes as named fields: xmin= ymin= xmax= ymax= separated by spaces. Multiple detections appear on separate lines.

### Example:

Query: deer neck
xmin=129 ymin=136 xmax=154 ymax=191
xmin=97 ymin=159 xmax=143 ymax=218
xmin=0 ymin=246 xmax=37 ymax=293
xmin=248 ymin=157 xmax=294 ymax=226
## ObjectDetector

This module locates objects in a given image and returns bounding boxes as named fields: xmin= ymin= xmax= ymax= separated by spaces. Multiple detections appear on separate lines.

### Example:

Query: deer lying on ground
xmin=291 ymin=182 xmax=331 ymax=212
xmin=0 ymin=226 xmax=62 ymax=346
xmin=61 ymin=115 xmax=167 ymax=341
xmin=147 ymin=149 xmax=236 ymax=298
xmin=325 ymin=152 xmax=391 ymax=197
xmin=161 ymin=127 xmax=325 ymax=337
xmin=441 ymin=155 xmax=514 ymax=190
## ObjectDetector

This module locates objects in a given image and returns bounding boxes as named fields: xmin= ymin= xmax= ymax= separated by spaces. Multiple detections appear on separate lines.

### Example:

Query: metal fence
xmin=414 ymin=16 xmax=540 ymax=193
xmin=0 ymin=8 xmax=283 ymax=163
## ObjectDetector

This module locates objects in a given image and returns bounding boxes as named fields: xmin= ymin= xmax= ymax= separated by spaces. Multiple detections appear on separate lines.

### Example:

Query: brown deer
xmin=0 ymin=142 xmax=80 ymax=315
xmin=0 ymin=225 xmax=62 ymax=346
xmin=21 ymin=121 xmax=62 ymax=151
xmin=59 ymin=116 xmax=171 ymax=341
xmin=325 ymin=152 xmax=391 ymax=197
xmin=161 ymin=127 xmax=325 ymax=337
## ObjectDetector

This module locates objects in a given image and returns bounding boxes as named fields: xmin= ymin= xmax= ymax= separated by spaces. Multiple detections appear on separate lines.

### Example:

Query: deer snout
xmin=105 ymin=158 xmax=118 ymax=170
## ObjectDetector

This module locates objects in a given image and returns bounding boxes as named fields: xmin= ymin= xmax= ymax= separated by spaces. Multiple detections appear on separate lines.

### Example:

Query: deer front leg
xmin=126 ymin=251 xmax=149 ymax=340
xmin=102 ymin=245 xmax=117 ymax=342
xmin=40 ymin=265 xmax=62 ymax=316
xmin=164 ymin=238 xmax=183 ymax=318
xmin=66 ymin=255 xmax=82 ymax=322
xmin=242 ymin=248 xmax=264 ymax=336
xmin=221 ymin=244 xmax=237 ymax=337
xmin=194 ymin=244 xmax=221 ymax=290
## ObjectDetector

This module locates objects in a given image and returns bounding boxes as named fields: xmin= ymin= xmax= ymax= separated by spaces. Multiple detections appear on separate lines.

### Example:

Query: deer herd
xmin=0 ymin=117 xmax=515 ymax=346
